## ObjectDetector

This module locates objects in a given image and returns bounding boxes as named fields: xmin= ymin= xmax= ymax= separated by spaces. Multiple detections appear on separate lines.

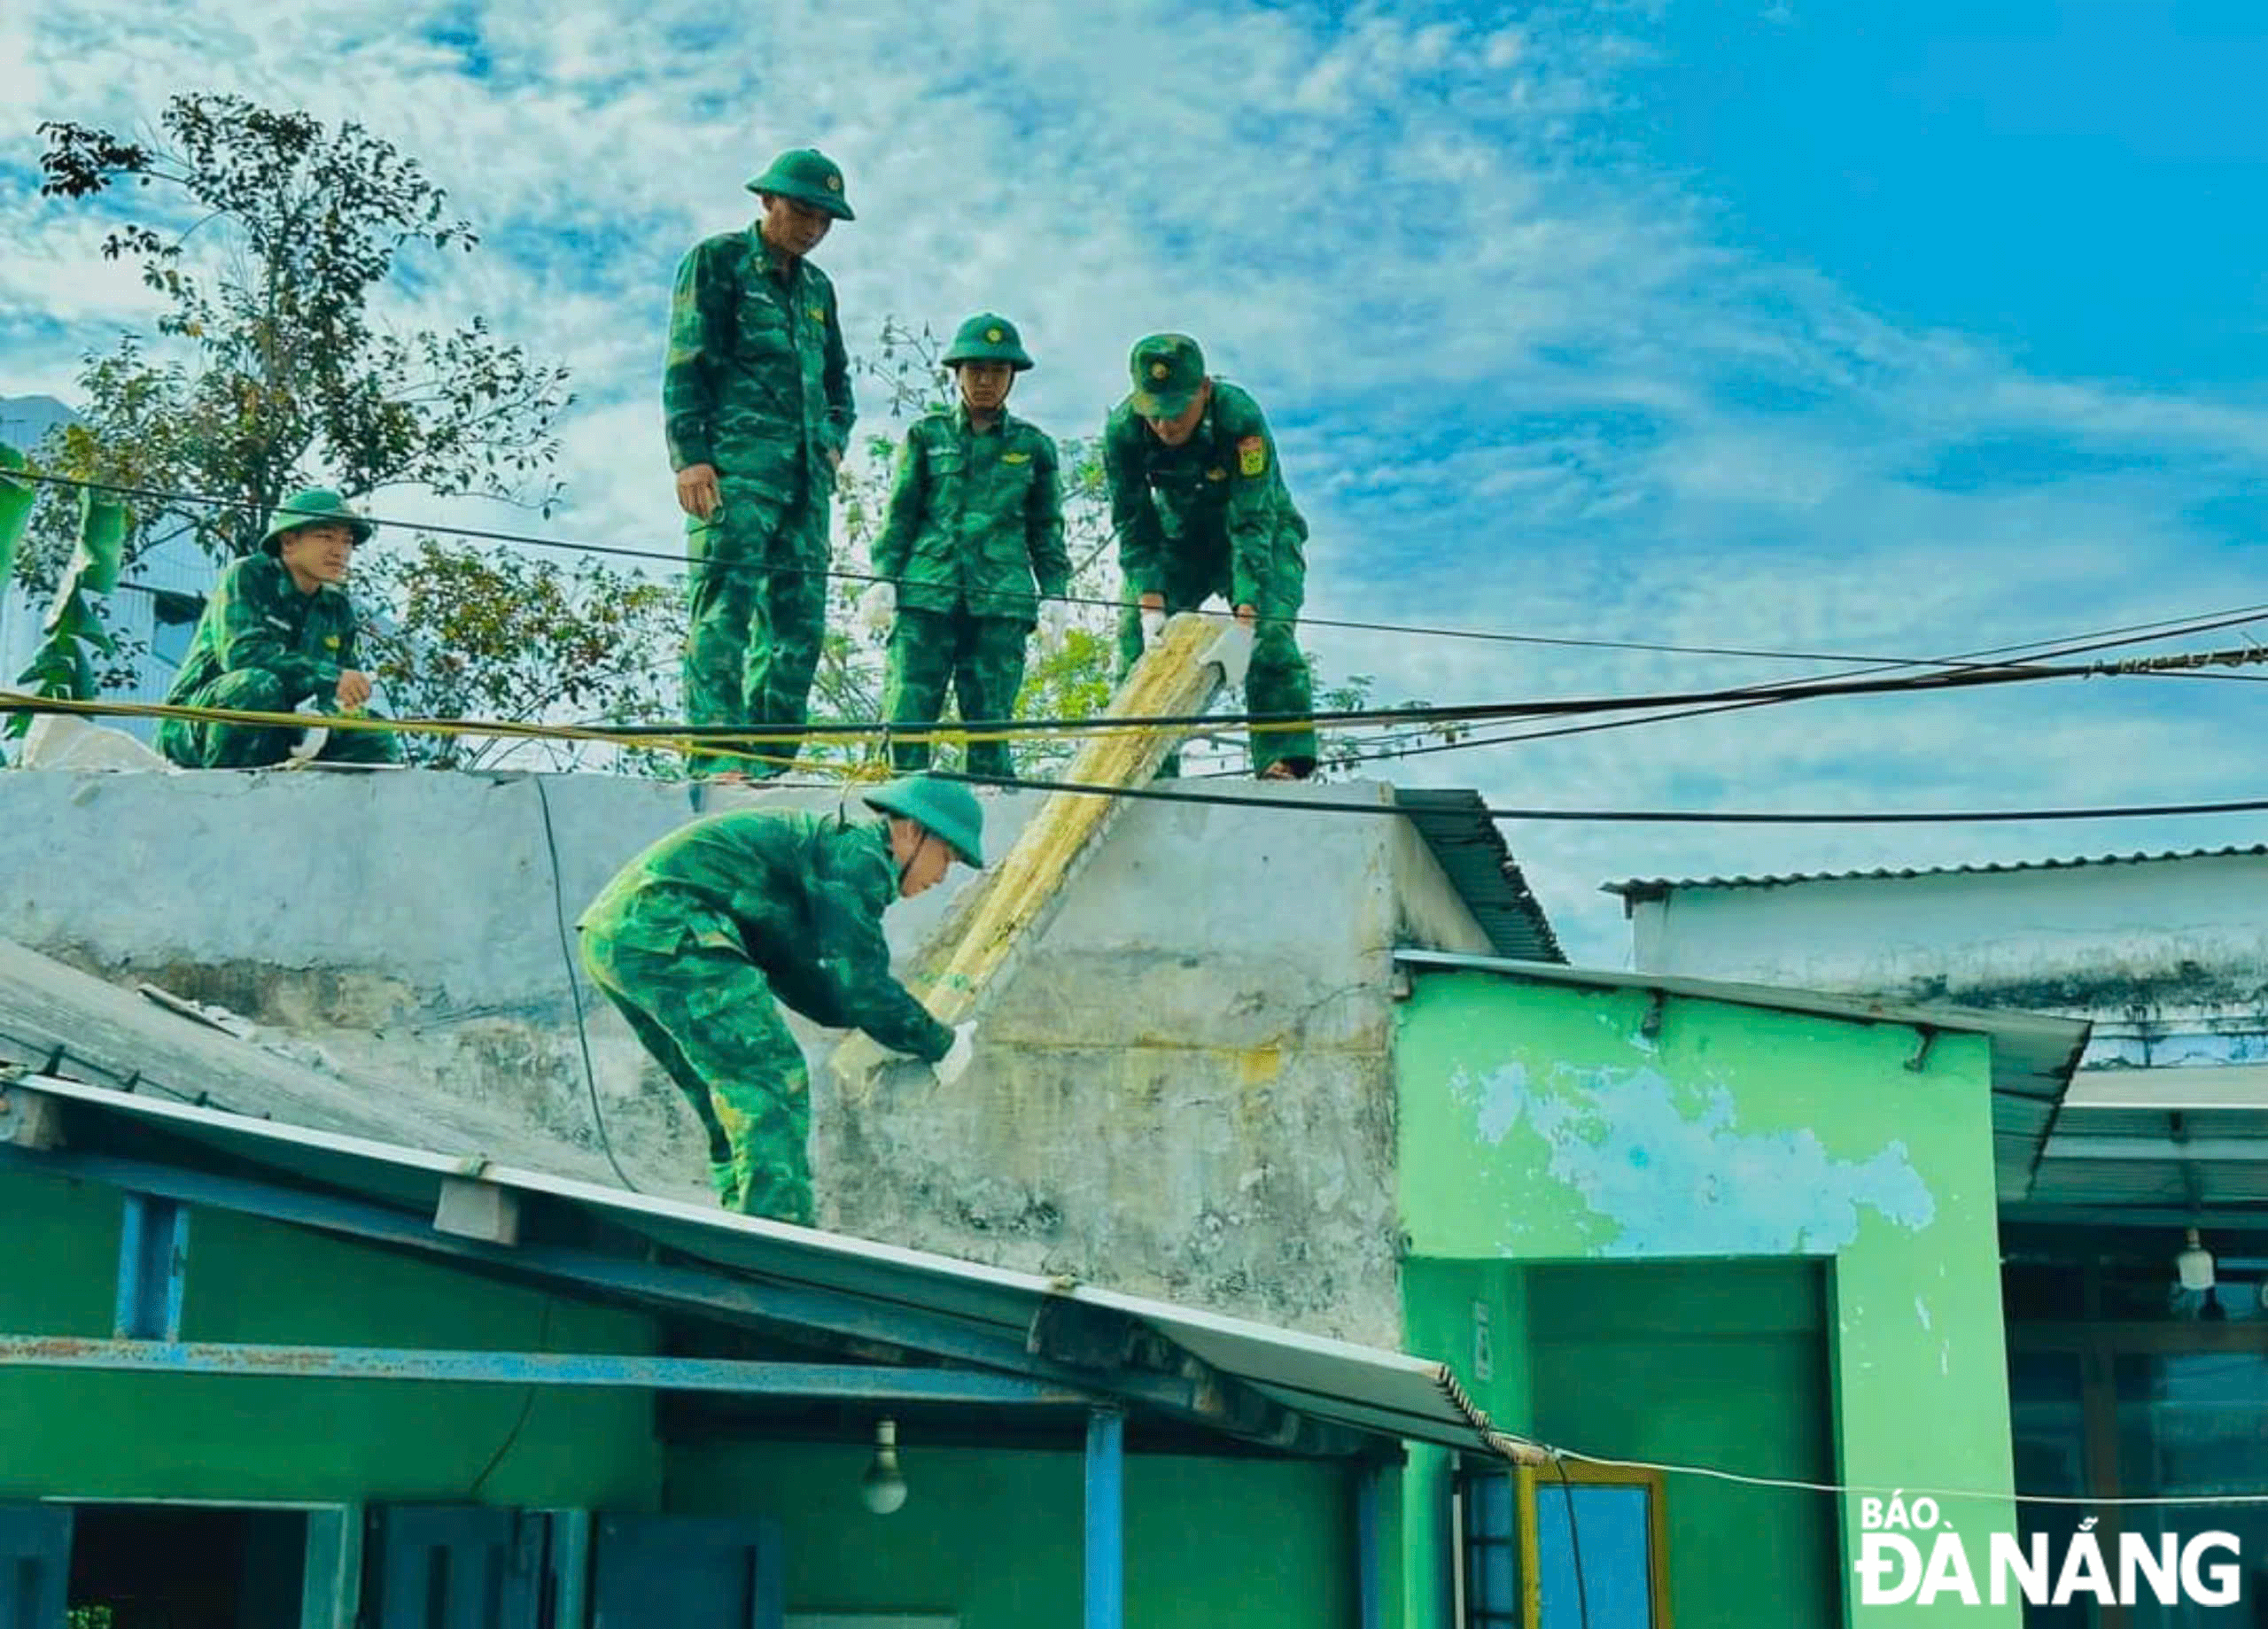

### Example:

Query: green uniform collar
xmin=749 ymin=228 xmax=801 ymax=281
xmin=954 ymin=403 xmax=1009 ymax=438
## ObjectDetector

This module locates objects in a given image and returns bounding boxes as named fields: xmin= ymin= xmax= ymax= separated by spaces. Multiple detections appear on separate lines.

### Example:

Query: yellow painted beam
xmin=830 ymin=612 xmax=1252 ymax=1096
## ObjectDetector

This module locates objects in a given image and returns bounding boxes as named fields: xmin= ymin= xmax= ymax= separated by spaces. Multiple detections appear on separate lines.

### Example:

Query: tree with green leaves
xmin=21 ymin=92 xmax=571 ymax=588
xmin=353 ymin=539 xmax=682 ymax=772
xmin=8 ymin=94 xmax=695 ymax=768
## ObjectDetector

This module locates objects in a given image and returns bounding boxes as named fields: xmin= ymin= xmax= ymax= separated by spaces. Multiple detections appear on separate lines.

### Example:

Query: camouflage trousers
xmin=578 ymin=923 xmax=814 ymax=1225
xmin=1115 ymin=535 xmax=1317 ymax=779
xmin=684 ymin=468 xmax=830 ymax=780
xmin=882 ymin=606 xmax=1031 ymax=780
xmin=156 ymin=669 xmax=401 ymax=769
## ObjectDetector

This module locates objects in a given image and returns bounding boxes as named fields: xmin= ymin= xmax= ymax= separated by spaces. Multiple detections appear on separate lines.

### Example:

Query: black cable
xmin=12 ymin=640 xmax=2223 ymax=746
xmin=24 ymin=466 xmax=2267 ymax=674
xmin=1223 ymin=601 xmax=2268 ymax=780
xmin=1552 ymin=1454 xmax=1594 ymax=1629
xmin=466 ymin=1293 xmax=553 ymax=1498
xmin=549 ymin=637 xmax=2267 ymax=742
xmin=529 ymin=773 xmax=640 ymax=1192
xmin=928 ymin=764 xmax=2268 ymax=826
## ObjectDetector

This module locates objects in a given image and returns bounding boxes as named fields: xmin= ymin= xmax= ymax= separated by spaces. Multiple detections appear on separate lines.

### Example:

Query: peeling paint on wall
xmin=1451 ymin=1059 xmax=1936 ymax=1255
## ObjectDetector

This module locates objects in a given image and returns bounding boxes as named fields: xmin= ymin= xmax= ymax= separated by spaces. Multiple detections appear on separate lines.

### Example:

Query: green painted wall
xmin=1394 ymin=972 xmax=2022 ymax=1627
xmin=1399 ymin=1259 xmax=1531 ymax=1629
xmin=668 ymin=1440 xmax=1356 ymax=1629
xmin=1526 ymin=1261 xmax=1840 ymax=1628
xmin=0 ymin=1167 xmax=664 ymax=1510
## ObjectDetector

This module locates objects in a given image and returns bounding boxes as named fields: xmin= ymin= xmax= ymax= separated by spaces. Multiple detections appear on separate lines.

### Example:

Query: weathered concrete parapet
xmin=0 ymin=766 xmax=1495 ymax=1344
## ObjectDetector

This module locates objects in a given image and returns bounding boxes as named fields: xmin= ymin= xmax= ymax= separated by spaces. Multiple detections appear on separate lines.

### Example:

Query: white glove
xmin=858 ymin=579 xmax=897 ymax=633
xmin=1139 ymin=607 xmax=1167 ymax=648
xmin=932 ymin=1021 xmax=978 ymax=1087
xmin=288 ymin=697 xmax=327 ymax=764
xmin=1039 ymin=599 xmax=1070 ymax=645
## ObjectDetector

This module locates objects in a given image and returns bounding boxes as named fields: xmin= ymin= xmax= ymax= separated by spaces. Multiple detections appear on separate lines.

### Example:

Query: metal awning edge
xmin=3 ymin=1071 xmax=1523 ymax=1461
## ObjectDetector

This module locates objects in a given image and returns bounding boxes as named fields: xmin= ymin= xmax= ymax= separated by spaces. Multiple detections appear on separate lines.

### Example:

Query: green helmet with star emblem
xmin=745 ymin=147 xmax=855 ymax=220
xmin=1128 ymin=333 xmax=1208 ymax=419
xmin=942 ymin=313 xmax=1034 ymax=371
xmin=260 ymin=488 xmax=376 ymax=556
xmin=862 ymin=774 xmax=985 ymax=870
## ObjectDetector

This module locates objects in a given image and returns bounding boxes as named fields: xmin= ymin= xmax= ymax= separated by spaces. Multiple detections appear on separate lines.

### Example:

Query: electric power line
xmin=19 ymin=467 xmax=2268 ymax=679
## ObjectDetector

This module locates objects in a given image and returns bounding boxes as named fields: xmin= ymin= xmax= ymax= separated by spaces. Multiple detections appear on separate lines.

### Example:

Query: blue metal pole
xmin=1085 ymin=1406 xmax=1125 ymax=1629
xmin=1356 ymin=1461 xmax=1386 ymax=1629
xmin=0 ymin=1336 xmax=1090 ymax=1403
xmin=113 ymin=1192 xmax=189 ymax=1341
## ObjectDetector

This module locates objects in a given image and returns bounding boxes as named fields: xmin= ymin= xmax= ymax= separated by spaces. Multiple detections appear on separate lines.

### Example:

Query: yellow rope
xmin=0 ymin=680 xmax=1318 ymax=766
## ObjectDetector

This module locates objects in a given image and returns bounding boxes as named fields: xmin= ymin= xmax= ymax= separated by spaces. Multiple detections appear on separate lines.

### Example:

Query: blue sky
xmin=4 ymin=0 xmax=2267 ymax=962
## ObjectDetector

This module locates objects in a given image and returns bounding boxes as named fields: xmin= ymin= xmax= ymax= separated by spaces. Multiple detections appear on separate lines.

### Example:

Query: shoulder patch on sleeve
xmin=1237 ymin=435 xmax=1267 ymax=477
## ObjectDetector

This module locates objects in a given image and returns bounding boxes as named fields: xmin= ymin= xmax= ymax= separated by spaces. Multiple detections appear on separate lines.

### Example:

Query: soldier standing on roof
xmin=858 ymin=313 xmax=1070 ymax=781
xmin=154 ymin=488 xmax=401 ymax=770
xmin=664 ymin=146 xmax=857 ymax=781
xmin=577 ymin=774 xmax=985 ymax=1226
xmin=1100 ymin=334 xmax=1319 ymax=780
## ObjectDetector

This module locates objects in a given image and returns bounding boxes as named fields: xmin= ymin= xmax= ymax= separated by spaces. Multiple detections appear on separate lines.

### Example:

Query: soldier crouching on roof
xmin=156 ymin=488 xmax=400 ymax=770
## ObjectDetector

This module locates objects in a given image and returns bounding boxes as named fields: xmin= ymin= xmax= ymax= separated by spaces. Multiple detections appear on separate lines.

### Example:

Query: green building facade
xmin=1390 ymin=955 xmax=2054 ymax=1629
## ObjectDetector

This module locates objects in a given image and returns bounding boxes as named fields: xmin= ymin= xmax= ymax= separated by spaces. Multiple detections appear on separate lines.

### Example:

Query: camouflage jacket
xmin=162 ymin=554 xmax=364 ymax=708
xmin=1101 ymin=379 xmax=1308 ymax=612
xmin=577 ymin=810 xmax=953 ymax=1062
xmin=663 ymin=229 xmax=855 ymax=492
xmin=872 ymin=407 xmax=1068 ymax=623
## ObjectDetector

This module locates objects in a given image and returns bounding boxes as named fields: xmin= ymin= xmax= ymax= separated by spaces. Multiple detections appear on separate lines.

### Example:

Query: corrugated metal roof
xmin=1393 ymin=787 xmax=1565 ymax=963
xmin=6 ymin=1069 xmax=1526 ymax=1462
xmin=1604 ymin=845 xmax=2268 ymax=898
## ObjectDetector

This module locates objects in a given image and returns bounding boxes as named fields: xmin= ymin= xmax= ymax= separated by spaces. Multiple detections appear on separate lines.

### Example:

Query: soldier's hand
xmin=1138 ymin=593 xmax=1165 ymax=614
xmin=676 ymin=463 xmax=722 ymax=520
xmin=933 ymin=1021 xmax=979 ymax=1087
xmin=858 ymin=579 xmax=898 ymax=634
xmin=1038 ymin=599 xmax=1071 ymax=646
xmin=1234 ymin=603 xmax=1258 ymax=628
xmin=335 ymin=669 xmax=373 ymax=710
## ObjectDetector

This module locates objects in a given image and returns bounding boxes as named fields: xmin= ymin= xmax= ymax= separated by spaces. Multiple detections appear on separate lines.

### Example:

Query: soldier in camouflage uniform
xmin=664 ymin=147 xmax=857 ymax=780
xmin=155 ymin=488 xmax=401 ymax=770
xmin=576 ymin=774 xmax=986 ymax=1225
xmin=1101 ymin=334 xmax=1318 ymax=780
xmin=859 ymin=313 xmax=1069 ymax=780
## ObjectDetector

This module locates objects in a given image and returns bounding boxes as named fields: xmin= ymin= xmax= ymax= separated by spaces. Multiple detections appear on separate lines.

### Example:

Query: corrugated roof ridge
xmin=1604 ymin=844 xmax=2268 ymax=896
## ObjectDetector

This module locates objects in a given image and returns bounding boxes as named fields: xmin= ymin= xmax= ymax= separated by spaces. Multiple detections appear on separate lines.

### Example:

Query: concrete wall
xmin=1394 ymin=968 xmax=2021 ymax=1627
xmin=1625 ymin=854 xmax=2268 ymax=1005
xmin=1622 ymin=854 xmax=2268 ymax=1070
xmin=0 ymin=765 xmax=1489 ymax=1343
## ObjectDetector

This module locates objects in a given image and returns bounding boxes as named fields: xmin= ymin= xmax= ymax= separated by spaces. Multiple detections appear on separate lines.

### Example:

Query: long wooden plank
xmin=829 ymin=612 xmax=1252 ymax=1094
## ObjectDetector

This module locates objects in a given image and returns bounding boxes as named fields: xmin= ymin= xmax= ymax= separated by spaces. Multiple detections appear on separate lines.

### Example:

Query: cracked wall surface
xmin=0 ymin=765 xmax=1492 ymax=1344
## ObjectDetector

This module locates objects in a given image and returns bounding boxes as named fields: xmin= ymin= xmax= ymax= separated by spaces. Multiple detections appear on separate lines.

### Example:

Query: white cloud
xmin=6 ymin=0 xmax=2268 ymax=965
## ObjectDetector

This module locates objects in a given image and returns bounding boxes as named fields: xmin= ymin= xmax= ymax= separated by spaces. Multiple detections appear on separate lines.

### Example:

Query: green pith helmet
xmin=260 ymin=488 xmax=375 ymax=556
xmin=1128 ymin=332 xmax=1207 ymax=419
xmin=942 ymin=313 xmax=1034 ymax=372
xmin=862 ymin=774 xmax=985 ymax=870
xmin=746 ymin=147 xmax=855 ymax=221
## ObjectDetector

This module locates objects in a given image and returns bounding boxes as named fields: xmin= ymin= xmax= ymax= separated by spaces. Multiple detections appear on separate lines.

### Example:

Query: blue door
xmin=371 ymin=1506 xmax=543 ymax=1629
xmin=590 ymin=1514 xmax=781 ymax=1629
xmin=0 ymin=1504 xmax=73 ymax=1629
